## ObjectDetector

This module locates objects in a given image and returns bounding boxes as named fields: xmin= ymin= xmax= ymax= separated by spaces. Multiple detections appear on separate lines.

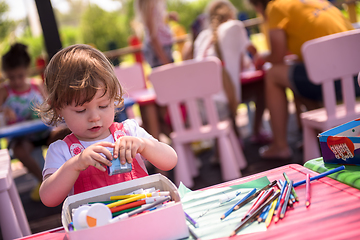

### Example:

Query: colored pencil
xmin=293 ymin=166 xmax=345 ymax=187
xmin=241 ymin=190 xmax=266 ymax=220
xmin=107 ymin=191 xmax=170 ymax=208
xmin=184 ymin=211 xmax=199 ymax=228
xmin=280 ymin=180 xmax=293 ymax=219
xmin=274 ymin=183 xmax=287 ymax=223
xmin=229 ymin=191 xmax=280 ymax=237
xmin=109 ymin=196 xmax=171 ymax=223
xmin=110 ymin=198 xmax=157 ymax=213
xmin=274 ymin=180 xmax=287 ymax=216
xmin=221 ymin=188 xmax=256 ymax=220
xmin=234 ymin=180 xmax=277 ymax=210
xmin=110 ymin=194 xmax=144 ymax=200
xmin=265 ymin=192 xmax=279 ymax=227
xmin=257 ymin=203 xmax=270 ymax=223
xmin=283 ymin=173 xmax=299 ymax=202
xmin=278 ymin=179 xmax=294 ymax=207
xmin=112 ymin=206 xmax=141 ymax=217
xmin=247 ymin=188 xmax=274 ymax=218
xmin=306 ymin=173 xmax=311 ymax=207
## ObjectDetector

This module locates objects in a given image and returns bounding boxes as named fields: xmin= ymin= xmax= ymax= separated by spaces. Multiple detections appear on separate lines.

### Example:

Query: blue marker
xmin=221 ymin=188 xmax=256 ymax=220
xmin=293 ymin=166 xmax=345 ymax=187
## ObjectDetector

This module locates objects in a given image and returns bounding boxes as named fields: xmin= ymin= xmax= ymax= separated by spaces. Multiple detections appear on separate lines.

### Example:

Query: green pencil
xmin=283 ymin=172 xmax=299 ymax=202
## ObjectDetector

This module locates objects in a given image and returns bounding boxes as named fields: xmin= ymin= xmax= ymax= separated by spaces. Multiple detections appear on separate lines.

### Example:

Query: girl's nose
xmin=88 ymin=110 xmax=100 ymax=122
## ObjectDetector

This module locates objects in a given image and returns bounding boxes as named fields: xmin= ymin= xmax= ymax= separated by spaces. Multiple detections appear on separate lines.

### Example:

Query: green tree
xmin=80 ymin=4 xmax=128 ymax=51
xmin=0 ymin=1 xmax=15 ymax=41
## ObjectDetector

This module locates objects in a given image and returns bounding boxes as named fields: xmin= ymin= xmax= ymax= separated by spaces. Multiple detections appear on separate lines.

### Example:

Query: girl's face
xmin=4 ymin=66 xmax=28 ymax=91
xmin=59 ymin=88 xmax=115 ymax=141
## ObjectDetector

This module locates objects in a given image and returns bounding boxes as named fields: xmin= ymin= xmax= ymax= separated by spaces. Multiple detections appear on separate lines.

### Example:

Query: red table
xmin=17 ymin=164 xmax=360 ymax=239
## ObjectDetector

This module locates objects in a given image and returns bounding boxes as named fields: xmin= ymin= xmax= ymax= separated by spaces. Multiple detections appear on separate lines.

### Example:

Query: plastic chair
xmin=0 ymin=149 xmax=31 ymax=239
xmin=149 ymin=57 xmax=247 ymax=187
xmin=301 ymin=29 xmax=360 ymax=162
xmin=113 ymin=63 xmax=159 ymax=138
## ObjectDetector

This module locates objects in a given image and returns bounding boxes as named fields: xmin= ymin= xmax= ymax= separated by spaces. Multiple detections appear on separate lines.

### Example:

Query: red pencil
xmin=248 ymin=188 xmax=274 ymax=216
xmin=306 ymin=173 xmax=311 ymax=207
xmin=242 ymin=190 xmax=265 ymax=220
xmin=110 ymin=198 xmax=155 ymax=213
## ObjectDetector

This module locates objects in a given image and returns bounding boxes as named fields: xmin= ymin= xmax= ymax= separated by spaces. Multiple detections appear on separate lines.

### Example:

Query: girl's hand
xmin=74 ymin=142 xmax=114 ymax=172
xmin=113 ymin=136 xmax=145 ymax=165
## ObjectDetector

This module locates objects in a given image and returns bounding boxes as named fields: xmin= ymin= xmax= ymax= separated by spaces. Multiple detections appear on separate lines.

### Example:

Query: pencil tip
xmin=230 ymin=231 xmax=236 ymax=237
xmin=220 ymin=215 xmax=224 ymax=220
xmin=305 ymin=201 xmax=310 ymax=207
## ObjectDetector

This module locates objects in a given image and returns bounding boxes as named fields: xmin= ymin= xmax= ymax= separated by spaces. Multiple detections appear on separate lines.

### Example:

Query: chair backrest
xmin=149 ymin=57 xmax=223 ymax=132
xmin=113 ymin=63 xmax=146 ymax=94
xmin=302 ymin=29 xmax=360 ymax=120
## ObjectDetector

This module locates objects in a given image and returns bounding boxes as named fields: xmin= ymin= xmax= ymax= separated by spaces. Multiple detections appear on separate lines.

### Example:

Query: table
xmin=17 ymin=164 xmax=360 ymax=239
xmin=304 ymin=157 xmax=360 ymax=189
xmin=0 ymin=119 xmax=50 ymax=139
xmin=0 ymin=98 xmax=136 ymax=139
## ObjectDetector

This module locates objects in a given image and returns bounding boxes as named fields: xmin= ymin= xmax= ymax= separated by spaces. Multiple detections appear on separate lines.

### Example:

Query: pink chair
xmin=0 ymin=149 xmax=31 ymax=239
xmin=149 ymin=57 xmax=247 ymax=187
xmin=301 ymin=29 xmax=360 ymax=162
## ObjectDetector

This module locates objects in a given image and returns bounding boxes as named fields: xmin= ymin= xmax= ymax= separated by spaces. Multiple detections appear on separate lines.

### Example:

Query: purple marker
xmin=184 ymin=211 xmax=199 ymax=228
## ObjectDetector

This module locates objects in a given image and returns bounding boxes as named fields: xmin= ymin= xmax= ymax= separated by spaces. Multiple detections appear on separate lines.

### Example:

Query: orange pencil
xmin=306 ymin=173 xmax=311 ymax=207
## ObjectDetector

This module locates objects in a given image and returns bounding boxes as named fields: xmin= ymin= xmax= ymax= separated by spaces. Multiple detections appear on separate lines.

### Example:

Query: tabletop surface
xmin=17 ymin=164 xmax=360 ymax=240
xmin=0 ymin=119 xmax=50 ymax=139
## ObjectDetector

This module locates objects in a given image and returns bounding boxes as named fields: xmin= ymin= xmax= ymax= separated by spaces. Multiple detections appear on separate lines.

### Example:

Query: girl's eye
xmin=75 ymin=109 xmax=85 ymax=113
xmin=99 ymin=105 xmax=108 ymax=109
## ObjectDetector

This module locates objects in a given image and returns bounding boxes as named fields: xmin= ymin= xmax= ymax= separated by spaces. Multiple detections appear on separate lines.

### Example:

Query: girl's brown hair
xmin=38 ymin=44 xmax=123 ymax=126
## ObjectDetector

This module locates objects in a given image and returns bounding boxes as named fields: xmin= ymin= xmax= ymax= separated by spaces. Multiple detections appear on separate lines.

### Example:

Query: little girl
xmin=38 ymin=44 xmax=177 ymax=207
xmin=0 ymin=43 xmax=51 ymax=201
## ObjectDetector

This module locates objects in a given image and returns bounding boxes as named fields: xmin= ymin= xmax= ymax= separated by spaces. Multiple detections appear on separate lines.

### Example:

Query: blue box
xmin=319 ymin=119 xmax=360 ymax=165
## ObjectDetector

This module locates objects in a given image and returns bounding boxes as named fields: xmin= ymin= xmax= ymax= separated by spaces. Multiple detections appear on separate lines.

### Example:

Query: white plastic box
xmin=61 ymin=174 xmax=189 ymax=240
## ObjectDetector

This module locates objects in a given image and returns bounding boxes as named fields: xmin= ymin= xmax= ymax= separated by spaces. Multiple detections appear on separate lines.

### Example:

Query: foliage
xmin=16 ymin=28 xmax=45 ymax=67
xmin=60 ymin=26 xmax=82 ymax=47
xmin=80 ymin=4 xmax=128 ymax=51
xmin=0 ymin=1 xmax=15 ymax=41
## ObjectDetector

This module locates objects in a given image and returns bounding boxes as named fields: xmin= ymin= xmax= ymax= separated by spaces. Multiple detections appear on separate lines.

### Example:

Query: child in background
xmin=0 ymin=43 xmax=51 ymax=201
xmin=37 ymin=44 xmax=177 ymax=207
xmin=134 ymin=0 xmax=176 ymax=68
xmin=194 ymin=0 xmax=270 ymax=144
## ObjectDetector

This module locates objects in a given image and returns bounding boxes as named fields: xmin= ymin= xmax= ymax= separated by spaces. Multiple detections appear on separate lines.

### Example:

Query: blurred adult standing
xmin=134 ymin=0 xmax=177 ymax=68
xmin=249 ymin=0 xmax=354 ymax=159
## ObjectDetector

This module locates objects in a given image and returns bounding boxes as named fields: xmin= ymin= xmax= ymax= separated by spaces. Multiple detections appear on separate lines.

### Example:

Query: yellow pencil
xmin=265 ymin=191 xmax=279 ymax=228
xmin=107 ymin=191 xmax=170 ymax=209
xmin=110 ymin=194 xmax=144 ymax=200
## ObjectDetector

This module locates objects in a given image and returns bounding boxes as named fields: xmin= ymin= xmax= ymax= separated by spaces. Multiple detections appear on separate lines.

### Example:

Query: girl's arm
xmin=39 ymin=142 xmax=114 ymax=207
xmin=114 ymin=137 xmax=177 ymax=171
